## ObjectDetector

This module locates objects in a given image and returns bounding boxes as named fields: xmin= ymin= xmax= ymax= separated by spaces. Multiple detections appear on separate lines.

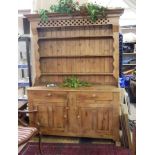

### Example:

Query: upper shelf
xmin=122 ymin=53 xmax=136 ymax=55
xmin=123 ymin=42 xmax=136 ymax=44
xmin=40 ymin=55 xmax=113 ymax=58
xmin=122 ymin=64 xmax=136 ymax=66
xmin=38 ymin=35 xmax=113 ymax=40
xmin=18 ymin=64 xmax=28 ymax=69
xmin=18 ymin=82 xmax=30 ymax=87
xmin=42 ymin=73 xmax=113 ymax=76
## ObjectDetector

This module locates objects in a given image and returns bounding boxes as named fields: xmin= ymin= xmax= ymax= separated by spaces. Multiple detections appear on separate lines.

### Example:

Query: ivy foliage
xmin=86 ymin=3 xmax=106 ymax=22
xmin=50 ymin=0 xmax=80 ymax=14
xmin=39 ymin=0 xmax=106 ymax=22
xmin=39 ymin=9 xmax=49 ymax=22
xmin=62 ymin=76 xmax=91 ymax=88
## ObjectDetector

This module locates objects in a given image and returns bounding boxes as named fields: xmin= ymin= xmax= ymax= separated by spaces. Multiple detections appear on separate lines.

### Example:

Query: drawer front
xmin=29 ymin=90 xmax=67 ymax=100
xmin=76 ymin=92 xmax=113 ymax=101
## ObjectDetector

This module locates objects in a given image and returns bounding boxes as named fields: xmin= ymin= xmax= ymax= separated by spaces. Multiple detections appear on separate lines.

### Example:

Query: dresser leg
xmin=115 ymin=141 xmax=121 ymax=147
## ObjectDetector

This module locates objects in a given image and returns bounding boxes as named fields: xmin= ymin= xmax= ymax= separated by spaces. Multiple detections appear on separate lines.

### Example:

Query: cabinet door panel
xmin=52 ymin=104 xmax=66 ymax=131
xmin=34 ymin=102 xmax=67 ymax=131
xmin=79 ymin=108 xmax=95 ymax=134
xmin=77 ymin=100 xmax=113 ymax=136
xmin=37 ymin=104 xmax=49 ymax=127
xmin=96 ymin=107 xmax=113 ymax=134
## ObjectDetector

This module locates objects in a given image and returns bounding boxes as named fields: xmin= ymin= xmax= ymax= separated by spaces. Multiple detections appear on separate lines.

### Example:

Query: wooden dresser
xmin=25 ymin=8 xmax=124 ymax=143
xmin=28 ymin=86 xmax=120 ymax=141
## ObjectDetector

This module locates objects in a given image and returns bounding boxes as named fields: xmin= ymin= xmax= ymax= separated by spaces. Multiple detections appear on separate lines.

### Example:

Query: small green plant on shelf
xmin=39 ymin=0 xmax=107 ymax=22
xmin=62 ymin=76 xmax=92 ymax=88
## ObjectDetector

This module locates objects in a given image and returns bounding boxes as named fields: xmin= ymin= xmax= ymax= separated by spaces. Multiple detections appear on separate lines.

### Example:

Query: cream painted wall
xmin=33 ymin=0 xmax=88 ymax=12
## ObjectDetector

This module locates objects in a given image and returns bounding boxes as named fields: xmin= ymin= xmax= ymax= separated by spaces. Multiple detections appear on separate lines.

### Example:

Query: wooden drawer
xmin=76 ymin=92 xmax=113 ymax=101
xmin=29 ymin=90 xmax=67 ymax=100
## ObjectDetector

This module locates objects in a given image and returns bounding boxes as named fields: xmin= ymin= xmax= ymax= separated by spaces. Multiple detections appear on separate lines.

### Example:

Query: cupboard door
xmin=77 ymin=100 xmax=113 ymax=137
xmin=78 ymin=107 xmax=96 ymax=135
xmin=96 ymin=106 xmax=113 ymax=135
xmin=52 ymin=102 xmax=67 ymax=131
xmin=33 ymin=101 xmax=67 ymax=132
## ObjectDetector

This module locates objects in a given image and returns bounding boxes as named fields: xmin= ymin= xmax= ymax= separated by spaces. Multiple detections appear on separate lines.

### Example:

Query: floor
xmin=32 ymin=135 xmax=114 ymax=144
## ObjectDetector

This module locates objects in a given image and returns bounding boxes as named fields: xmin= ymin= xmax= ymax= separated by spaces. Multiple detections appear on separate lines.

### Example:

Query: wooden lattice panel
xmin=38 ymin=18 xmax=110 ymax=27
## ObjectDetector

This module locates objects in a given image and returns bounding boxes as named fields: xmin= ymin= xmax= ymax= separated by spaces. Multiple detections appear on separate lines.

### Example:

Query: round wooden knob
xmin=47 ymin=93 xmax=52 ymax=96
xmin=77 ymin=115 xmax=80 ymax=119
xmin=64 ymin=115 xmax=67 ymax=118
xmin=92 ymin=94 xmax=96 ymax=97
xmin=66 ymin=107 xmax=69 ymax=110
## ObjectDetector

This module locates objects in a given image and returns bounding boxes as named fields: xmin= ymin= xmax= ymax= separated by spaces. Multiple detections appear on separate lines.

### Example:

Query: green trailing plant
xmin=62 ymin=76 xmax=91 ymax=88
xmin=39 ymin=0 xmax=107 ymax=22
xmin=85 ymin=3 xmax=106 ymax=22
xmin=50 ymin=0 xmax=80 ymax=14
xmin=39 ymin=9 xmax=49 ymax=22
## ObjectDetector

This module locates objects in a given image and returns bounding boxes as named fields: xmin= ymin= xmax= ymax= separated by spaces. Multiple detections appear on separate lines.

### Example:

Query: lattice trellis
xmin=38 ymin=18 xmax=110 ymax=27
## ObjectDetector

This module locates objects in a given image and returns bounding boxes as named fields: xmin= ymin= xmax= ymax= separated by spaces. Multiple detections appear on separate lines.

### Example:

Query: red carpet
xmin=19 ymin=142 xmax=130 ymax=155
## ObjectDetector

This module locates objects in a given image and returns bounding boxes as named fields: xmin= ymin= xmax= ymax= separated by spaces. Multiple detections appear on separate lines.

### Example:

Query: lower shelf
xmin=18 ymin=98 xmax=28 ymax=101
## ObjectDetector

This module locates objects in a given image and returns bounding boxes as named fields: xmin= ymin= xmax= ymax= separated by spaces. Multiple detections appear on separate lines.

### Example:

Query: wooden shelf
xmin=38 ymin=35 xmax=113 ymax=40
xmin=123 ymin=42 xmax=136 ymax=44
xmin=42 ymin=73 xmax=113 ymax=76
xmin=122 ymin=64 xmax=136 ymax=66
xmin=18 ymin=101 xmax=27 ymax=109
xmin=40 ymin=55 xmax=113 ymax=58
xmin=123 ymin=53 xmax=136 ymax=55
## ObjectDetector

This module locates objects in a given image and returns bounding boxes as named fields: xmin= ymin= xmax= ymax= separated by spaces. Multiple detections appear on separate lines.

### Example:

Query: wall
xmin=18 ymin=17 xmax=24 ymax=35
xmin=32 ymin=0 xmax=88 ymax=12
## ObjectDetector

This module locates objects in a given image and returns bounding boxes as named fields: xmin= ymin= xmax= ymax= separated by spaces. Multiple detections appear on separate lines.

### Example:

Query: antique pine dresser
xmin=25 ymin=8 xmax=124 ymax=144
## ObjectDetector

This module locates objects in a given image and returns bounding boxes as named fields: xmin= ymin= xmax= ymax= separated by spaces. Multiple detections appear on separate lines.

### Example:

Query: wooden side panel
xmin=112 ymin=92 xmax=121 ymax=141
xmin=31 ymin=22 xmax=41 ymax=85
xmin=112 ymin=25 xmax=119 ymax=86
